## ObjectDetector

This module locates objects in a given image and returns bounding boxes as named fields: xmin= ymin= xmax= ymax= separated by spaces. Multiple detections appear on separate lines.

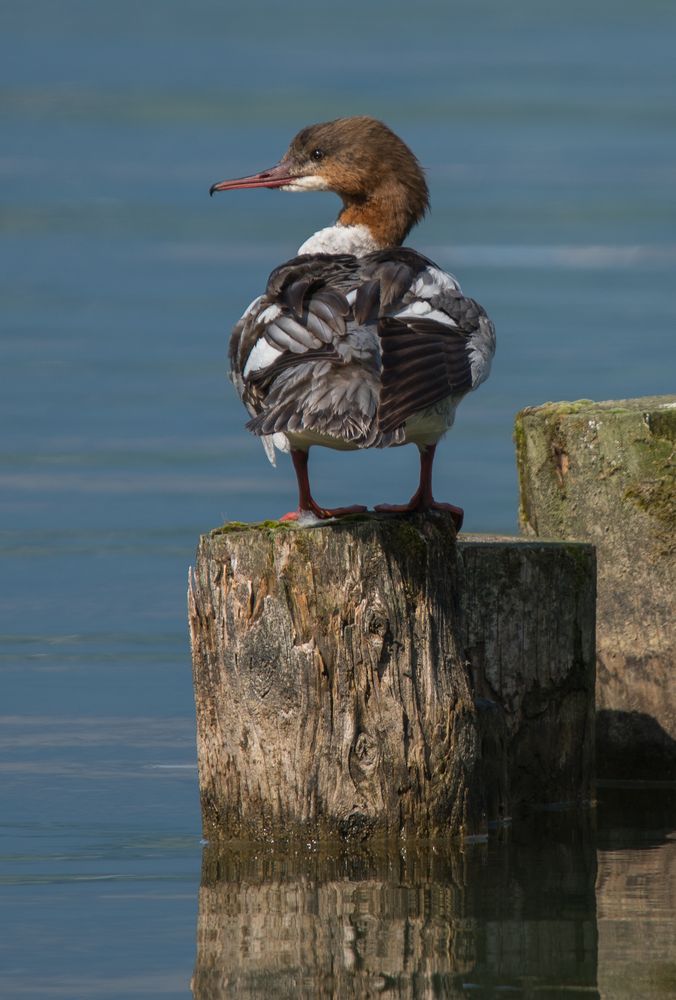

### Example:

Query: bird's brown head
xmin=210 ymin=116 xmax=429 ymax=248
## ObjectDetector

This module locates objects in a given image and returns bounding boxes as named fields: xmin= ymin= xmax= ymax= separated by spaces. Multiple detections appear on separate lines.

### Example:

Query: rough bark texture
xmin=189 ymin=515 xmax=596 ymax=843
xmin=189 ymin=514 xmax=482 ymax=843
xmin=515 ymin=396 xmax=676 ymax=778
xmin=459 ymin=536 xmax=596 ymax=812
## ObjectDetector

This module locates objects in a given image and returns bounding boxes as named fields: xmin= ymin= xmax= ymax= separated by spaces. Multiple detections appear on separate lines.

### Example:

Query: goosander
xmin=210 ymin=116 xmax=495 ymax=529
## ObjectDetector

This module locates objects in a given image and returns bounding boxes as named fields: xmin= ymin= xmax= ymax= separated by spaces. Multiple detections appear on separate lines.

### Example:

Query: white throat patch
xmin=297 ymin=224 xmax=379 ymax=257
xmin=280 ymin=175 xmax=330 ymax=192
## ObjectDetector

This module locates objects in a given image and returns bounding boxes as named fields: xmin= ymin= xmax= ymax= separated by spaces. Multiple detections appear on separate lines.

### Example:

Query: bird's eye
xmin=311 ymin=148 xmax=324 ymax=161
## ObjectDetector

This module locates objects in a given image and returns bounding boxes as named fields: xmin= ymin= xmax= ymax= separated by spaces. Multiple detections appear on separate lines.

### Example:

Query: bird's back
xmin=229 ymin=248 xmax=495 ymax=459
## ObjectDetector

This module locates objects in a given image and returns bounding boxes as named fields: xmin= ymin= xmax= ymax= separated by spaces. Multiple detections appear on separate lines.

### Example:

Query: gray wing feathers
xmin=245 ymin=361 xmax=394 ymax=447
xmin=229 ymin=249 xmax=495 ymax=450
xmin=266 ymin=314 xmax=322 ymax=352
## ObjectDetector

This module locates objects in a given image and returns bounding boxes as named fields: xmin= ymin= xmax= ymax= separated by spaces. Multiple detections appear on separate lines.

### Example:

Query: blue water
xmin=1 ymin=1 xmax=675 ymax=995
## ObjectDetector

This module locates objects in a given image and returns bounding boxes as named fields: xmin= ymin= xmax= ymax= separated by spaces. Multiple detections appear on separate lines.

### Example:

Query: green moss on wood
xmin=388 ymin=519 xmax=428 ymax=562
xmin=514 ymin=395 xmax=676 ymax=542
xmin=518 ymin=399 xmax=594 ymax=420
xmin=209 ymin=511 xmax=456 ymax=542
xmin=210 ymin=519 xmax=296 ymax=537
xmin=624 ymin=477 xmax=676 ymax=555
xmin=645 ymin=407 xmax=676 ymax=443
xmin=520 ymin=396 xmax=675 ymax=419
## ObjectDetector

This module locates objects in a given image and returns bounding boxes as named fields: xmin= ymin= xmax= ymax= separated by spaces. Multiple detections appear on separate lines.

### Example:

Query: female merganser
xmin=210 ymin=116 xmax=495 ymax=528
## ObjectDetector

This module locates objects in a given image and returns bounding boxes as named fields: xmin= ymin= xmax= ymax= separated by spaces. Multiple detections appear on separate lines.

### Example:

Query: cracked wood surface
xmin=189 ymin=516 xmax=596 ymax=843
xmin=189 ymin=514 xmax=482 ymax=842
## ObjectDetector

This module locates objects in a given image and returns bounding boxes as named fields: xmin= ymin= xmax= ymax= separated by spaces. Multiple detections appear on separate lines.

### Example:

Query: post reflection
xmin=192 ymin=816 xmax=599 ymax=999
xmin=596 ymin=785 xmax=676 ymax=999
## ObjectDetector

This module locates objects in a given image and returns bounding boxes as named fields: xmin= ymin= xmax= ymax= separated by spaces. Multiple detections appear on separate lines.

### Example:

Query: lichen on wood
xmin=515 ymin=395 xmax=676 ymax=777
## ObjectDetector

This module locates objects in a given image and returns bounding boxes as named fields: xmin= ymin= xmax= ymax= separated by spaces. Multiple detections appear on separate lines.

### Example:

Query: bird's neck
xmin=296 ymin=179 xmax=424 ymax=257
xmin=297 ymin=223 xmax=380 ymax=256
xmin=338 ymin=175 xmax=424 ymax=249
xmin=338 ymin=200 xmax=402 ymax=250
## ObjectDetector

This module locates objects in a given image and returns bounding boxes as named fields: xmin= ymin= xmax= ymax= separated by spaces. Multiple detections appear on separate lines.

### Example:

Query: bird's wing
xmin=229 ymin=255 xmax=389 ymax=447
xmin=229 ymin=250 xmax=496 ymax=448
xmin=355 ymin=250 xmax=496 ymax=434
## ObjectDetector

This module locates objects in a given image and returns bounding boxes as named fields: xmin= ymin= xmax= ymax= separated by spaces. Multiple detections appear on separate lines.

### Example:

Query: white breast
xmin=297 ymin=224 xmax=380 ymax=257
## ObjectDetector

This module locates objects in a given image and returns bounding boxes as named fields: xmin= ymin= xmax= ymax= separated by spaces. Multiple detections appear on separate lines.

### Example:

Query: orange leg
xmin=279 ymin=449 xmax=368 ymax=522
xmin=374 ymin=444 xmax=464 ymax=530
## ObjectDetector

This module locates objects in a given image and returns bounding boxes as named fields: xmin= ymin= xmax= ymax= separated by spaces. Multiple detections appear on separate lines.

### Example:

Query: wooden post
xmin=515 ymin=395 xmax=676 ymax=777
xmin=189 ymin=514 xmax=483 ymax=842
xmin=188 ymin=515 xmax=596 ymax=843
xmin=459 ymin=536 xmax=596 ymax=812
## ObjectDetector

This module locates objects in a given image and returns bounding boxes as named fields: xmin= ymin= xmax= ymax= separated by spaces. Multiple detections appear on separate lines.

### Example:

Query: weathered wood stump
xmin=189 ymin=514 xmax=596 ymax=843
xmin=459 ymin=536 xmax=596 ymax=811
xmin=189 ymin=514 xmax=483 ymax=842
xmin=515 ymin=395 xmax=676 ymax=778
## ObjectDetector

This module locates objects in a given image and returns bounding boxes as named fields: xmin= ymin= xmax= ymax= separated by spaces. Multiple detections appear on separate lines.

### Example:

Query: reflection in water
xmin=596 ymin=786 xmax=676 ymax=1000
xmin=192 ymin=816 xmax=599 ymax=998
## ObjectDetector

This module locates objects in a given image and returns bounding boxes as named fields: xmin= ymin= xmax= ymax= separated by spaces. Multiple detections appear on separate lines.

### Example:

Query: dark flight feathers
xmin=229 ymin=247 xmax=493 ymax=446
